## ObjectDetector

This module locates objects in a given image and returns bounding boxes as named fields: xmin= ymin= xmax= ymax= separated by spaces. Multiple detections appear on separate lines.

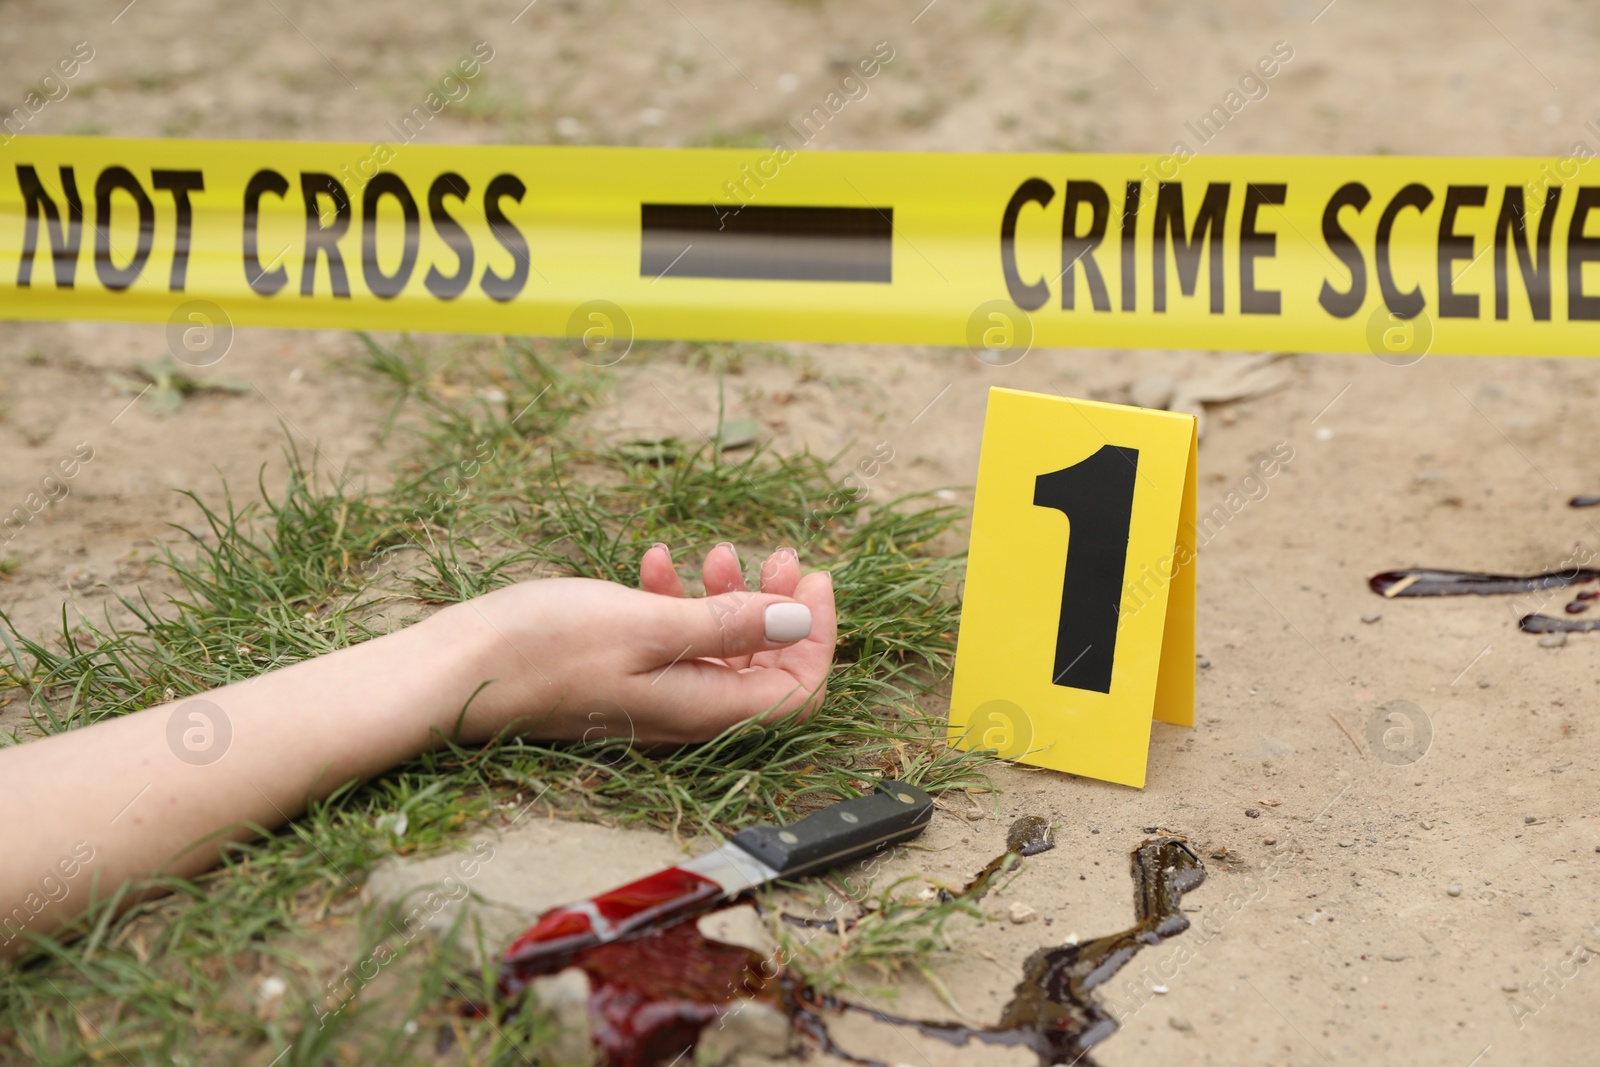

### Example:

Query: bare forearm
xmin=0 ymin=608 xmax=492 ymax=955
xmin=0 ymin=552 xmax=833 ymax=959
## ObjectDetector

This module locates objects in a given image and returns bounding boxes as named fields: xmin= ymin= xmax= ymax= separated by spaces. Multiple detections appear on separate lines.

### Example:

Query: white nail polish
xmin=764 ymin=603 xmax=812 ymax=643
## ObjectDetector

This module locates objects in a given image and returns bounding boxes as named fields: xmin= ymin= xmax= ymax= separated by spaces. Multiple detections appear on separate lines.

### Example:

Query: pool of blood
xmin=1368 ymin=494 xmax=1600 ymax=634
xmin=1367 ymin=567 xmax=1600 ymax=634
xmin=793 ymin=836 xmax=1205 ymax=1067
xmin=1368 ymin=568 xmax=1600 ymax=598
xmin=492 ymin=820 xmax=1202 ymax=1067
xmin=565 ymin=918 xmax=775 ymax=1067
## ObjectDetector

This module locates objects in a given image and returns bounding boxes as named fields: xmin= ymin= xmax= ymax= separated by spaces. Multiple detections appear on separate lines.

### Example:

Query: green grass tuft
xmin=0 ymin=333 xmax=988 ymax=1063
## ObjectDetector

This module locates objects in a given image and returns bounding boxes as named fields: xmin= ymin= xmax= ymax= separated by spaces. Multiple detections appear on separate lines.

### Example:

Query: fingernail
xmin=764 ymin=602 xmax=812 ymax=643
xmin=718 ymin=541 xmax=739 ymax=567
xmin=652 ymin=542 xmax=670 ymax=556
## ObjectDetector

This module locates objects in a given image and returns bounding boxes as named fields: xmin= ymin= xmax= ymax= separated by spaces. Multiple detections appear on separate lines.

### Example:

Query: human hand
xmin=0 ymin=545 xmax=832 ymax=956
xmin=430 ymin=543 xmax=837 ymax=745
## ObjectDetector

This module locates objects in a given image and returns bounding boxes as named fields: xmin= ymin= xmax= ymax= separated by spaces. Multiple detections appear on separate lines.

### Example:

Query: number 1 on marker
xmin=1034 ymin=444 xmax=1139 ymax=695
xmin=949 ymin=386 xmax=1195 ymax=787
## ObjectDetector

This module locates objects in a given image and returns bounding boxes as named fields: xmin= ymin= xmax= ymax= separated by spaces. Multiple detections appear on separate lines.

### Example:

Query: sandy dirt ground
xmin=5 ymin=0 xmax=1600 ymax=1064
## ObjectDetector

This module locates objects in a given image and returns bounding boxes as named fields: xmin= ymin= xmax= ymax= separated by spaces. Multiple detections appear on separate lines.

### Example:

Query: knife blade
xmin=497 ymin=780 xmax=933 ymax=994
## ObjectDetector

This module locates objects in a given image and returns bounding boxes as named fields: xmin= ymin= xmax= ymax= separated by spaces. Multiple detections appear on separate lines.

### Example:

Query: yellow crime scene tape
xmin=1 ymin=135 xmax=1595 ymax=357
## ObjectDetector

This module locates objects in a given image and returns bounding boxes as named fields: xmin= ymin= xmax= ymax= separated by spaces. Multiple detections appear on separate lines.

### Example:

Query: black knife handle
xmin=729 ymin=780 xmax=934 ymax=879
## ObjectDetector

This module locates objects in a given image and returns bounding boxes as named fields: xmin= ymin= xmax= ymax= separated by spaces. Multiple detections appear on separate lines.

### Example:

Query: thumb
xmin=656 ymin=589 xmax=815 ymax=662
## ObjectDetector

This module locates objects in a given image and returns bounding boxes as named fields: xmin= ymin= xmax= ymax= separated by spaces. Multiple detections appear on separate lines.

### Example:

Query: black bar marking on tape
xmin=640 ymin=204 xmax=892 ymax=282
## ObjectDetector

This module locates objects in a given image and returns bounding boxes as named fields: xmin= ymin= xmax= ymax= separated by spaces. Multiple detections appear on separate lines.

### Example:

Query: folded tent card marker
xmin=949 ymin=387 xmax=1198 ymax=788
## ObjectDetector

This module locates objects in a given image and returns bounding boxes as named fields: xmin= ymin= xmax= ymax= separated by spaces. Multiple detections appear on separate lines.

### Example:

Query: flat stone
xmin=363 ymin=816 xmax=689 ymax=953
xmin=698 ymin=904 xmax=776 ymax=957
xmin=1008 ymin=902 xmax=1039 ymax=924
xmin=1360 ymin=613 xmax=1382 ymax=624
xmin=1539 ymin=633 xmax=1568 ymax=649
xmin=528 ymin=968 xmax=593 ymax=1064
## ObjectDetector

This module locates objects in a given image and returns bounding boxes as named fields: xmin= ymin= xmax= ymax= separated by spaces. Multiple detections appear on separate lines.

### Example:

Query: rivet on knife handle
xmin=728 ymin=780 xmax=933 ymax=879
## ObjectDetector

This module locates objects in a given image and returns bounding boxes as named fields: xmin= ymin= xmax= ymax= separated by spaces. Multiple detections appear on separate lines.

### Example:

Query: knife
xmin=497 ymin=780 xmax=934 ymax=994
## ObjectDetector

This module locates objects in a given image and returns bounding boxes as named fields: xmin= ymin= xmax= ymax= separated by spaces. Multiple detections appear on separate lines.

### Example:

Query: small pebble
xmin=1502 ymin=982 xmax=1522 ymax=993
xmin=1007 ymin=815 xmax=1056 ymax=856
xmin=1380 ymin=954 xmax=1405 ymax=962
xmin=1361 ymin=612 xmax=1382 ymax=624
xmin=1197 ymin=657 xmax=1212 ymax=669
xmin=1152 ymin=984 xmax=1169 ymax=995
xmin=1245 ymin=808 xmax=1261 ymax=819
xmin=1477 ymin=678 xmax=1491 ymax=689
xmin=1539 ymin=633 xmax=1568 ymax=649
xmin=1420 ymin=820 xmax=1433 ymax=830
xmin=1263 ymin=836 xmax=1277 ymax=846
xmin=1008 ymin=902 xmax=1039 ymax=924
xmin=1447 ymin=884 xmax=1462 ymax=897
xmin=1143 ymin=824 xmax=1161 ymax=833
xmin=1168 ymin=1016 xmax=1194 ymax=1032
xmin=1337 ymin=839 xmax=1356 ymax=848
xmin=1524 ymin=815 xmax=1537 ymax=824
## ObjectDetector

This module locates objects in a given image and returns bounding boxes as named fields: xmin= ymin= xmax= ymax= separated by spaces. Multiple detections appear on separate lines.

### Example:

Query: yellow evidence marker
xmin=949 ymin=387 xmax=1198 ymax=788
